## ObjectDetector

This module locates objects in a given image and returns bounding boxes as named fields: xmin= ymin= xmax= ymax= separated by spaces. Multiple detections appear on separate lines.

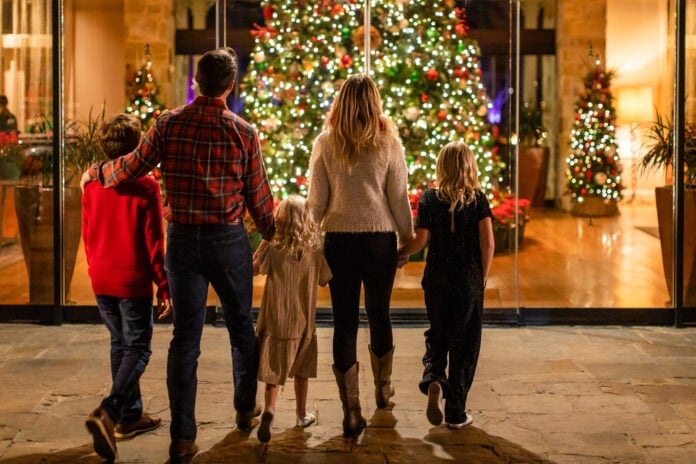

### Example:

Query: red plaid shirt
xmin=96 ymin=96 xmax=275 ymax=240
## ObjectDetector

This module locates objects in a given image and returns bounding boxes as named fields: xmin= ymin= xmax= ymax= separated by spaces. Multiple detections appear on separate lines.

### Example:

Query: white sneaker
xmin=426 ymin=382 xmax=444 ymax=425
xmin=296 ymin=412 xmax=316 ymax=428
xmin=446 ymin=413 xmax=473 ymax=429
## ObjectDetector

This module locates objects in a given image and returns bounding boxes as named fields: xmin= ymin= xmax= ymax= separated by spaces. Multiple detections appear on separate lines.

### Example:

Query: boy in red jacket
xmin=83 ymin=113 xmax=171 ymax=462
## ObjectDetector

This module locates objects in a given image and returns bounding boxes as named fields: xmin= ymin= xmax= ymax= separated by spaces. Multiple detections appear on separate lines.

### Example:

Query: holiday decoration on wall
xmin=242 ymin=0 xmax=503 ymax=200
xmin=565 ymin=52 xmax=623 ymax=216
xmin=126 ymin=44 xmax=163 ymax=130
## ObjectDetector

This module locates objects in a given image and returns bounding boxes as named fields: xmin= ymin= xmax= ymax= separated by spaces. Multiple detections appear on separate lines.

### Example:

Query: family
xmin=80 ymin=47 xmax=494 ymax=463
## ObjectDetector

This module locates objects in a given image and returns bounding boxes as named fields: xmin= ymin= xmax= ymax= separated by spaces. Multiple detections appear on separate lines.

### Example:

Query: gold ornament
xmin=353 ymin=25 xmax=382 ymax=51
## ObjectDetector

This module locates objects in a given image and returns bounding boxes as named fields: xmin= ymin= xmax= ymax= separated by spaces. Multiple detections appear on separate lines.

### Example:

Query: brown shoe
xmin=114 ymin=413 xmax=162 ymax=439
xmin=85 ymin=406 xmax=117 ymax=462
xmin=169 ymin=439 xmax=199 ymax=464
xmin=235 ymin=404 xmax=261 ymax=430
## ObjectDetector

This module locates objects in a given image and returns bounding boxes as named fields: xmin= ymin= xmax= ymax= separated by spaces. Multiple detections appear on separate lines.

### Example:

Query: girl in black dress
xmin=397 ymin=141 xmax=494 ymax=428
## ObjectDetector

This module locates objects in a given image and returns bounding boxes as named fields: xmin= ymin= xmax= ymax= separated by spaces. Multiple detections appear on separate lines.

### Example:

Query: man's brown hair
xmin=195 ymin=47 xmax=238 ymax=97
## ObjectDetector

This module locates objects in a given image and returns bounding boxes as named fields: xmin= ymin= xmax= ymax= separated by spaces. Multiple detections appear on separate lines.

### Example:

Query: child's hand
xmin=163 ymin=204 xmax=173 ymax=222
xmin=157 ymin=298 xmax=172 ymax=320
xmin=396 ymin=254 xmax=409 ymax=269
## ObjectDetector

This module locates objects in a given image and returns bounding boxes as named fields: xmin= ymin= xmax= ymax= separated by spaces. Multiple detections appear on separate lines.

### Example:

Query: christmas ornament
xmin=353 ymin=25 xmax=382 ymax=51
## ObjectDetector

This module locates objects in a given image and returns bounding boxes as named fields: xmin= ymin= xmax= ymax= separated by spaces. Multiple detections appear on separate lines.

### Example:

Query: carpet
xmin=635 ymin=226 xmax=660 ymax=238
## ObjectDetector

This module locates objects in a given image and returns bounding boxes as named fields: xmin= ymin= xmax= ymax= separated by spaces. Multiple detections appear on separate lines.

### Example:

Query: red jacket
xmin=82 ymin=176 xmax=169 ymax=300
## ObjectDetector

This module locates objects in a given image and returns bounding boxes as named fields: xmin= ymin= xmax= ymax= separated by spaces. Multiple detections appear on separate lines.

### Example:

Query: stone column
xmin=555 ymin=0 xmax=606 ymax=209
xmin=123 ymin=0 xmax=175 ymax=109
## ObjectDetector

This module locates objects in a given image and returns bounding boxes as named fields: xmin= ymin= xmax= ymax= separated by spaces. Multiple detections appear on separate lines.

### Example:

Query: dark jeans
xmin=165 ymin=222 xmax=258 ymax=441
xmin=96 ymin=295 xmax=153 ymax=424
xmin=419 ymin=279 xmax=484 ymax=423
xmin=324 ymin=232 xmax=397 ymax=373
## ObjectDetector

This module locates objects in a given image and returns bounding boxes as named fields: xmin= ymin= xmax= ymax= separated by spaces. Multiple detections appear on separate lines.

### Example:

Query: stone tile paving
xmin=0 ymin=324 xmax=694 ymax=463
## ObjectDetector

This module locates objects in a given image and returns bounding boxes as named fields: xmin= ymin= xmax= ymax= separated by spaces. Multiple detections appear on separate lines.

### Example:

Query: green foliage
xmin=640 ymin=111 xmax=696 ymax=185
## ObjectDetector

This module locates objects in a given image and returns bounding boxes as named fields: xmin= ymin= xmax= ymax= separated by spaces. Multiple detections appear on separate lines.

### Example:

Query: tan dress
xmin=255 ymin=240 xmax=332 ymax=385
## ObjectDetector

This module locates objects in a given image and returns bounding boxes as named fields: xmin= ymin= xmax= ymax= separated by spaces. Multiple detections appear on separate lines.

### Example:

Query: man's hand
xmin=156 ymin=298 xmax=172 ymax=320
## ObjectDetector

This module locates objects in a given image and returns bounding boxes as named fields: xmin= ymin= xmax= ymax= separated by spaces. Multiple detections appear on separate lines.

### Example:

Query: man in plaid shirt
xmin=81 ymin=47 xmax=275 ymax=463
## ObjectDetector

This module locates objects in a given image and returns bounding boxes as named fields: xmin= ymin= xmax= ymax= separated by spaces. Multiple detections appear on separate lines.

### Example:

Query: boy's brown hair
xmin=99 ymin=113 xmax=142 ymax=159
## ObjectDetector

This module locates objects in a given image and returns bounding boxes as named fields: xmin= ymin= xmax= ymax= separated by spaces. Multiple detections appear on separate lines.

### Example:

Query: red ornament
xmin=340 ymin=54 xmax=353 ymax=67
xmin=330 ymin=4 xmax=344 ymax=15
xmin=263 ymin=5 xmax=273 ymax=20
xmin=437 ymin=110 xmax=448 ymax=121
xmin=321 ymin=57 xmax=330 ymax=66
xmin=454 ymin=24 xmax=468 ymax=37
xmin=580 ymin=188 xmax=587 ymax=195
xmin=425 ymin=68 xmax=439 ymax=82
xmin=420 ymin=93 xmax=429 ymax=103
xmin=296 ymin=175 xmax=307 ymax=186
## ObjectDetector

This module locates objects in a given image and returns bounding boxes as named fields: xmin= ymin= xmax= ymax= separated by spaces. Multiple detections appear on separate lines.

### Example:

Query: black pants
xmin=419 ymin=277 xmax=483 ymax=424
xmin=324 ymin=232 xmax=397 ymax=373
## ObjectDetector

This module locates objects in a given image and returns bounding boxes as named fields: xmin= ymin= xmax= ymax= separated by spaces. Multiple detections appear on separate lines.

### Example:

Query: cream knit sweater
xmin=307 ymin=131 xmax=414 ymax=244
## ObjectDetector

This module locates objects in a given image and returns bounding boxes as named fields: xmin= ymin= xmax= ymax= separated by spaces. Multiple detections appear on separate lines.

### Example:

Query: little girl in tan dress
xmin=252 ymin=194 xmax=332 ymax=443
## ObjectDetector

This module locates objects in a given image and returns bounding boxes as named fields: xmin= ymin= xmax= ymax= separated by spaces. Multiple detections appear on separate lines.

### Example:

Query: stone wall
xmin=123 ymin=0 xmax=175 ymax=109
xmin=555 ymin=0 xmax=607 ymax=209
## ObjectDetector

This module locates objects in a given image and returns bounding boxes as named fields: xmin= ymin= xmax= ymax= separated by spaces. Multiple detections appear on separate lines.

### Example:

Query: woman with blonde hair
xmin=397 ymin=141 xmax=494 ymax=429
xmin=253 ymin=195 xmax=332 ymax=443
xmin=308 ymin=74 xmax=413 ymax=437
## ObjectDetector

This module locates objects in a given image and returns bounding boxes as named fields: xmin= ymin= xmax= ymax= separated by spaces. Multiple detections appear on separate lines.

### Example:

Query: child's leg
xmin=264 ymin=383 xmax=279 ymax=413
xmin=445 ymin=294 xmax=483 ymax=425
xmin=420 ymin=286 xmax=450 ymax=395
xmin=294 ymin=375 xmax=308 ymax=418
xmin=97 ymin=295 xmax=153 ymax=423
xmin=258 ymin=383 xmax=279 ymax=443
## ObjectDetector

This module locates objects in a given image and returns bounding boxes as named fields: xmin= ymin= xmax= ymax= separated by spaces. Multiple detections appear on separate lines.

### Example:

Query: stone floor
xmin=0 ymin=323 xmax=695 ymax=463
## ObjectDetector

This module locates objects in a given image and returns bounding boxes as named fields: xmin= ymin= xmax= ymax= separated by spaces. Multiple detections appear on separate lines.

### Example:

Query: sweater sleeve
xmin=307 ymin=135 xmax=330 ymax=226
xmin=385 ymin=138 xmax=414 ymax=244
xmin=143 ymin=179 xmax=169 ymax=300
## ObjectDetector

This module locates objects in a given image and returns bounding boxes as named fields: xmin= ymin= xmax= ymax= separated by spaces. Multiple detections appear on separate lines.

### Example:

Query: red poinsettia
xmin=491 ymin=195 xmax=531 ymax=228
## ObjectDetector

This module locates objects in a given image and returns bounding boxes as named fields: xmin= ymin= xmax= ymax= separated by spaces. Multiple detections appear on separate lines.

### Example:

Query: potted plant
xmin=14 ymin=107 xmax=106 ymax=304
xmin=517 ymin=104 xmax=549 ymax=207
xmin=639 ymin=112 xmax=696 ymax=306
xmin=491 ymin=194 xmax=531 ymax=254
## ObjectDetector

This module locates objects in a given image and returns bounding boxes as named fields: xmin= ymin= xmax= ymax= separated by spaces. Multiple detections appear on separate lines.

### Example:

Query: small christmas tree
xmin=126 ymin=44 xmax=163 ymax=130
xmin=565 ymin=52 xmax=623 ymax=215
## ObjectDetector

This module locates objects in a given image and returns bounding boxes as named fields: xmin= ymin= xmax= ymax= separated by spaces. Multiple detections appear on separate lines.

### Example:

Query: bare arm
xmin=479 ymin=217 xmax=494 ymax=286
xmin=397 ymin=227 xmax=430 ymax=263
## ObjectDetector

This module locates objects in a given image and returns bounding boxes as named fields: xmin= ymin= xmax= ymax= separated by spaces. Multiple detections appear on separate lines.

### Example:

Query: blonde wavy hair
xmin=325 ymin=73 xmax=397 ymax=166
xmin=436 ymin=141 xmax=481 ymax=218
xmin=270 ymin=195 xmax=321 ymax=256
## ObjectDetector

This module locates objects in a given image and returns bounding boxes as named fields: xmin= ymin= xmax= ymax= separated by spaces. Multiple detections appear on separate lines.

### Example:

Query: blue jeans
xmin=96 ymin=295 xmax=153 ymax=424
xmin=165 ymin=222 xmax=258 ymax=441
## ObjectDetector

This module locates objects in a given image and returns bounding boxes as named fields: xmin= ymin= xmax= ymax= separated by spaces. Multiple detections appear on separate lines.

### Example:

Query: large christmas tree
xmin=378 ymin=1 xmax=503 ymax=195
xmin=126 ymin=44 xmax=163 ymax=130
xmin=565 ymin=56 xmax=623 ymax=211
xmin=242 ymin=0 xmax=502 ymax=199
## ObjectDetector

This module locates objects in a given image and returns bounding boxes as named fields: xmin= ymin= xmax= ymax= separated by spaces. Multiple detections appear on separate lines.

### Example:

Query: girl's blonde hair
xmin=271 ymin=195 xmax=321 ymax=256
xmin=436 ymin=141 xmax=481 ymax=215
xmin=325 ymin=73 xmax=397 ymax=166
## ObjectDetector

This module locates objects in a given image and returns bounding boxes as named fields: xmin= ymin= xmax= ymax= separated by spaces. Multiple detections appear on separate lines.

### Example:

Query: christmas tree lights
xmin=126 ymin=44 xmax=163 ymax=130
xmin=242 ymin=0 xmax=503 ymax=199
xmin=565 ymin=57 xmax=623 ymax=204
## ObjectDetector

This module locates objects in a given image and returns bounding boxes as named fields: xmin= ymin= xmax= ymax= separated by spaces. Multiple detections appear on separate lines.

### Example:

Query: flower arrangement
xmin=491 ymin=193 xmax=530 ymax=254
xmin=491 ymin=194 xmax=530 ymax=229
xmin=0 ymin=131 xmax=22 ymax=179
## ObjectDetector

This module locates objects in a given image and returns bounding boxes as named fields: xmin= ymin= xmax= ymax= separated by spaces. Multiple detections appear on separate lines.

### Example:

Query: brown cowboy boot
xmin=333 ymin=363 xmax=367 ymax=437
xmin=369 ymin=345 xmax=395 ymax=409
